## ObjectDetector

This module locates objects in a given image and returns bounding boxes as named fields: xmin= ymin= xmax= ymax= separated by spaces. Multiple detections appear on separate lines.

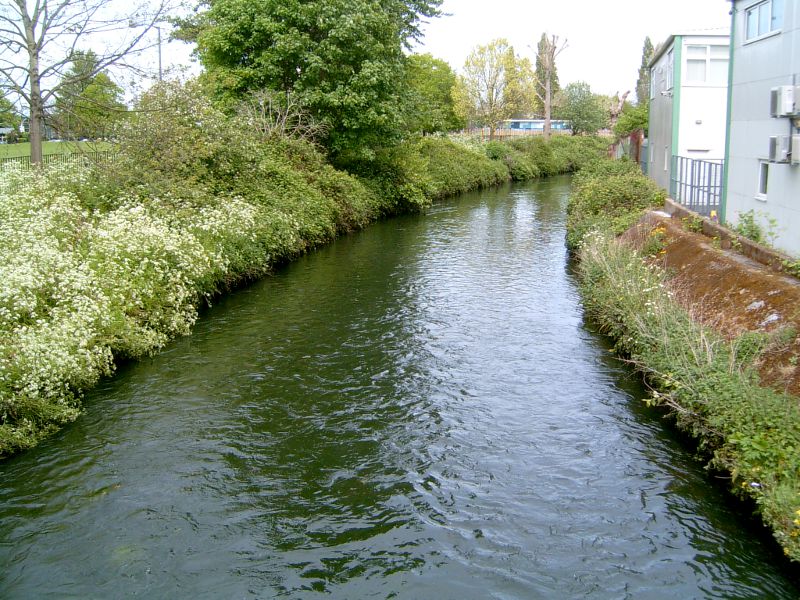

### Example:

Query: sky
xmin=86 ymin=0 xmax=733 ymax=103
xmin=413 ymin=0 xmax=732 ymax=99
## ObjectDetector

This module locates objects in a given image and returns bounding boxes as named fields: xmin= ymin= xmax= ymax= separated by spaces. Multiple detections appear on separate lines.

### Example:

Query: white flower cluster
xmin=0 ymin=168 xmax=266 ymax=436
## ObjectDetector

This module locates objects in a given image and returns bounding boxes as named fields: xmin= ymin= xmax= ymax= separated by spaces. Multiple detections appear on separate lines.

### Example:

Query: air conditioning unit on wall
xmin=770 ymin=86 xmax=800 ymax=117
xmin=792 ymin=134 xmax=800 ymax=166
xmin=769 ymin=135 xmax=791 ymax=163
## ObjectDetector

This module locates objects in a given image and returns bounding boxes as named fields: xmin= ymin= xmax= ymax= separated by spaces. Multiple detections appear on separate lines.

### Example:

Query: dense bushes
xmin=568 ymin=160 xmax=800 ymax=562
xmin=566 ymin=158 xmax=665 ymax=250
xmin=415 ymin=137 xmax=509 ymax=197
xmin=0 ymin=83 xmax=390 ymax=457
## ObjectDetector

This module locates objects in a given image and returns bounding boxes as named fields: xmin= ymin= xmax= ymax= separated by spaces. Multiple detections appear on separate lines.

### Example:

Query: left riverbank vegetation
xmin=567 ymin=159 xmax=800 ymax=563
xmin=0 ymin=0 xmax=613 ymax=458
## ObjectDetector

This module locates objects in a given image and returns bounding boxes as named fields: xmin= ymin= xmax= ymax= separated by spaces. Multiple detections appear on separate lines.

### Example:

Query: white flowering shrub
xmin=0 ymin=165 xmax=318 ymax=455
xmin=0 ymin=81 xmax=390 ymax=457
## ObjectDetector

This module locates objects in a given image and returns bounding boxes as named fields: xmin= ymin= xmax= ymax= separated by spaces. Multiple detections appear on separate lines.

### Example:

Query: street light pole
xmin=157 ymin=25 xmax=162 ymax=81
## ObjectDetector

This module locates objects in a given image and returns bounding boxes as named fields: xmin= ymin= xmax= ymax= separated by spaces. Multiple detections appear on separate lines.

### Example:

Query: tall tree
xmin=180 ymin=0 xmax=442 ymax=167
xmin=452 ymin=38 xmax=533 ymax=140
xmin=561 ymin=81 xmax=608 ymax=136
xmin=532 ymin=33 xmax=567 ymax=139
xmin=53 ymin=51 xmax=125 ymax=139
xmin=0 ymin=0 xmax=167 ymax=164
xmin=636 ymin=37 xmax=654 ymax=107
xmin=403 ymin=53 xmax=463 ymax=135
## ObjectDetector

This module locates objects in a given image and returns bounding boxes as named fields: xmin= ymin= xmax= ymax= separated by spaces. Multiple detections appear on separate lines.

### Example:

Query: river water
xmin=0 ymin=178 xmax=797 ymax=598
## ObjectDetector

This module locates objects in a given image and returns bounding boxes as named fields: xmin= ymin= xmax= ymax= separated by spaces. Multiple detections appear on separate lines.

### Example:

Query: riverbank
xmin=0 ymin=104 xmax=607 ymax=459
xmin=567 ymin=160 xmax=800 ymax=563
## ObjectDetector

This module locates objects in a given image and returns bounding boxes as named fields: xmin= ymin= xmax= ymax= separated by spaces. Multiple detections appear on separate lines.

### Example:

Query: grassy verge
xmin=0 ymin=141 xmax=114 ymax=159
xmin=568 ymin=160 xmax=800 ymax=562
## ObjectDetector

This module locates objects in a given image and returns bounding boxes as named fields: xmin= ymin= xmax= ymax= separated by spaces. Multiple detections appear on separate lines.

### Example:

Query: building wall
xmin=726 ymin=0 xmax=800 ymax=257
xmin=649 ymin=39 xmax=677 ymax=191
xmin=649 ymin=34 xmax=729 ymax=192
xmin=676 ymin=35 xmax=731 ymax=159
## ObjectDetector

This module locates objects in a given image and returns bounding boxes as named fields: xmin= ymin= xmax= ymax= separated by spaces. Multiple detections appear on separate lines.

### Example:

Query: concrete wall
xmin=726 ymin=0 xmax=800 ymax=257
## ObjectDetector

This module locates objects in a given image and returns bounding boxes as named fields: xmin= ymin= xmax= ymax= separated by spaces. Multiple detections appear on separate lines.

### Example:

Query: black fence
xmin=0 ymin=151 xmax=117 ymax=171
xmin=670 ymin=156 xmax=723 ymax=217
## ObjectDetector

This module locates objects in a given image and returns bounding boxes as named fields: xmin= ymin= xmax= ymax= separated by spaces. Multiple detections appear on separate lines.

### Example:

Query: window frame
xmin=756 ymin=161 xmax=769 ymax=200
xmin=745 ymin=0 xmax=783 ymax=42
xmin=683 ymin=44 xmax=729 ymax=86
xmin=666 ymin=49 xmax=674 ymax=90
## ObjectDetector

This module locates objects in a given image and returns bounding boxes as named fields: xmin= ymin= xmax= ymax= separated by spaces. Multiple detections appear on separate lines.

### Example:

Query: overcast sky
xmin=414 ymin=0 xmax=731 ymax=99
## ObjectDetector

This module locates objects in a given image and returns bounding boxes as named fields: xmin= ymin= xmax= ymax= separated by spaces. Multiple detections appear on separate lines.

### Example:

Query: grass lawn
xmin=0 ymin=141 xmax=115 ymax=158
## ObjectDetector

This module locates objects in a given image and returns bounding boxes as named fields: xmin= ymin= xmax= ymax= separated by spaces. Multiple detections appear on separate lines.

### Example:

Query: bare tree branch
xmin=0 ymin=0 xmax=172 ymax=163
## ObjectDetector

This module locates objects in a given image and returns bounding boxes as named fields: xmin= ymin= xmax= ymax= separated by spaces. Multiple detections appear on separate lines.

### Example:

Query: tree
xmin=179 ymin=0 xmax=442 ymax=167
xmin=532 ymin=33 xmax=567 ymax=139
xmin=561 ymin=81 xmax=608 ymax=136
xmin=403 ymin=53 xmax=463 ymax=135
xmin=452 ymin=38 xmax=533 ymax=140
xmin=613 ymin=101 xmax=649 ymax=137
xmin=608 ymin=90 xmax=630 ymax=128
xmin=52 ymin=51 xmax=125 ymax=139
xmin=636 ymin=37 xmax=654 ymax=107
xmin=0 ymin=0 xmax=168 ymax=164
xmin=0 ymin=90 xmax=18 ymax=129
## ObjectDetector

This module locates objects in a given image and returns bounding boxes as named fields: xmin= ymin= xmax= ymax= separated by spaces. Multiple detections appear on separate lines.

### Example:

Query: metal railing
xmin=0 ymin=151 xmax=117 ymax=171
xmin=670 ymin=155 xmax=723 ymax=217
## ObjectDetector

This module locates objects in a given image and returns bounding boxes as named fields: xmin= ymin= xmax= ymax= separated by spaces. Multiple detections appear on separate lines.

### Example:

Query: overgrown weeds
xmin=569 ymin=161 xmax=800 ymax=563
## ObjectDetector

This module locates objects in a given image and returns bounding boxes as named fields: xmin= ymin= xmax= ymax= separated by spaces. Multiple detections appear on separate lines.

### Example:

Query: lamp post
xmin=156 ymin=25 xmax=162 ymax=81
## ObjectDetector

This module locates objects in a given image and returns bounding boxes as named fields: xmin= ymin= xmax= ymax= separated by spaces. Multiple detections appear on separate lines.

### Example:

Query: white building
xmin=648 ymin=31 xmax=730 ymax=215
xmin=723 ymin=0 xmax=800 ymax=257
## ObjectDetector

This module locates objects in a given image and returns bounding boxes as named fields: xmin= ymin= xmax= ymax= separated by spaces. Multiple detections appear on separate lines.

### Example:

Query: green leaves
xmin=560 ymin=82 xmax=609 ymax=136
xmin=453 ymin=38 xmax=534 ymax=136
xmin=183 ymin=0 xmax=442 ymax=166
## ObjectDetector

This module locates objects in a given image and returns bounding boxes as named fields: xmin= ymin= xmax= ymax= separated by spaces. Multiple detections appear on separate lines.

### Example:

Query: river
xmin=0 ymin=177 xmax=797 ymax=598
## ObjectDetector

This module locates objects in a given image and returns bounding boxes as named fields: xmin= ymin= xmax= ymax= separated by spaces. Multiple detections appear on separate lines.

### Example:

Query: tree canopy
xmin=560 ymin=81 xmax=608 ymax=136
xmin=452 ymin=38 xmax=533 ymax=139
xmin=636 ymin=37 xmax=654 ymax=107
xmin=53 ymin=51 xmax=125 ymax=140
xmin=403 ymin=53 xmax=463 ymax=135
xmin=180 ymin=0 xmax=442 ymax=166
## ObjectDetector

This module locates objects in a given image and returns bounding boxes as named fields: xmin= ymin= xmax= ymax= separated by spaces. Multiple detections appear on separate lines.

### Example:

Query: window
xmin=685 ymin=45 xmax=729 ymax=85
xmin=650 ymin=71 xmax=656 ymax=99
xmin=757 ymin=161 xmax=769 ymax=199
xmin=746 ymin=0 xmax=783 ymax=40
xmin=666 ymin=49 xmax=674 ymax=90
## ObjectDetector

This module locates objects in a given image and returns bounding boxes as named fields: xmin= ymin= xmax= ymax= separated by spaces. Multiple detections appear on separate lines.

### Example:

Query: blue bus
xmin=503 ymin=119 xmax=571 ymax=132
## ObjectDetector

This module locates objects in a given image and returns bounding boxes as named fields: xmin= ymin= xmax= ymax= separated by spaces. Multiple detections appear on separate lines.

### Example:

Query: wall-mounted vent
xmin=792 ymin=134 xmax=800 ymax=166
xmin=770 ymin=86 xmax=799 ymax=117
xmin=769 ymin=135 xmax=792 ymax=163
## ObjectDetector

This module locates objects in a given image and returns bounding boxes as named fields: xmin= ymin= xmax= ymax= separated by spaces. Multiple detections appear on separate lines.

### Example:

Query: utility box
xmin=769 ymin=134 xmax=792 ymax=163
xmin=770 ymin=86 xmax=798 ymax=117
xmin=792 ymin=134 xmax=800 ymax=166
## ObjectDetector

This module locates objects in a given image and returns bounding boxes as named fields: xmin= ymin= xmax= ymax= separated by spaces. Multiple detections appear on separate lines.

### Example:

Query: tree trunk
xmin=544 ymin=74 xmax=552 ymax=140
xmin=489 ymin=124 xmax=496 ymax=141
xmin=24 ymin=11 xmax=43 ymax=165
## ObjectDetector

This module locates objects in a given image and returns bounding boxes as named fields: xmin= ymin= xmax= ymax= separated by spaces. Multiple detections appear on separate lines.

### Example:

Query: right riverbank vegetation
xmin=566 ymin=159 xmax=800 ymax=563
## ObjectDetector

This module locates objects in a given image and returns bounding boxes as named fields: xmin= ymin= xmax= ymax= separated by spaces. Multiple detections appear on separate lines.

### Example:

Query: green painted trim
xmin=721 ymin=4 xmax=736 ymax=224
xmin=671 ymin=36 xmax=682 ymax=166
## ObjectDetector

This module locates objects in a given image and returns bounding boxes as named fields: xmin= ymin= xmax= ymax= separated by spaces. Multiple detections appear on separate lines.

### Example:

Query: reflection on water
xmin=0 ymin=178 xmax=797 ymax=598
